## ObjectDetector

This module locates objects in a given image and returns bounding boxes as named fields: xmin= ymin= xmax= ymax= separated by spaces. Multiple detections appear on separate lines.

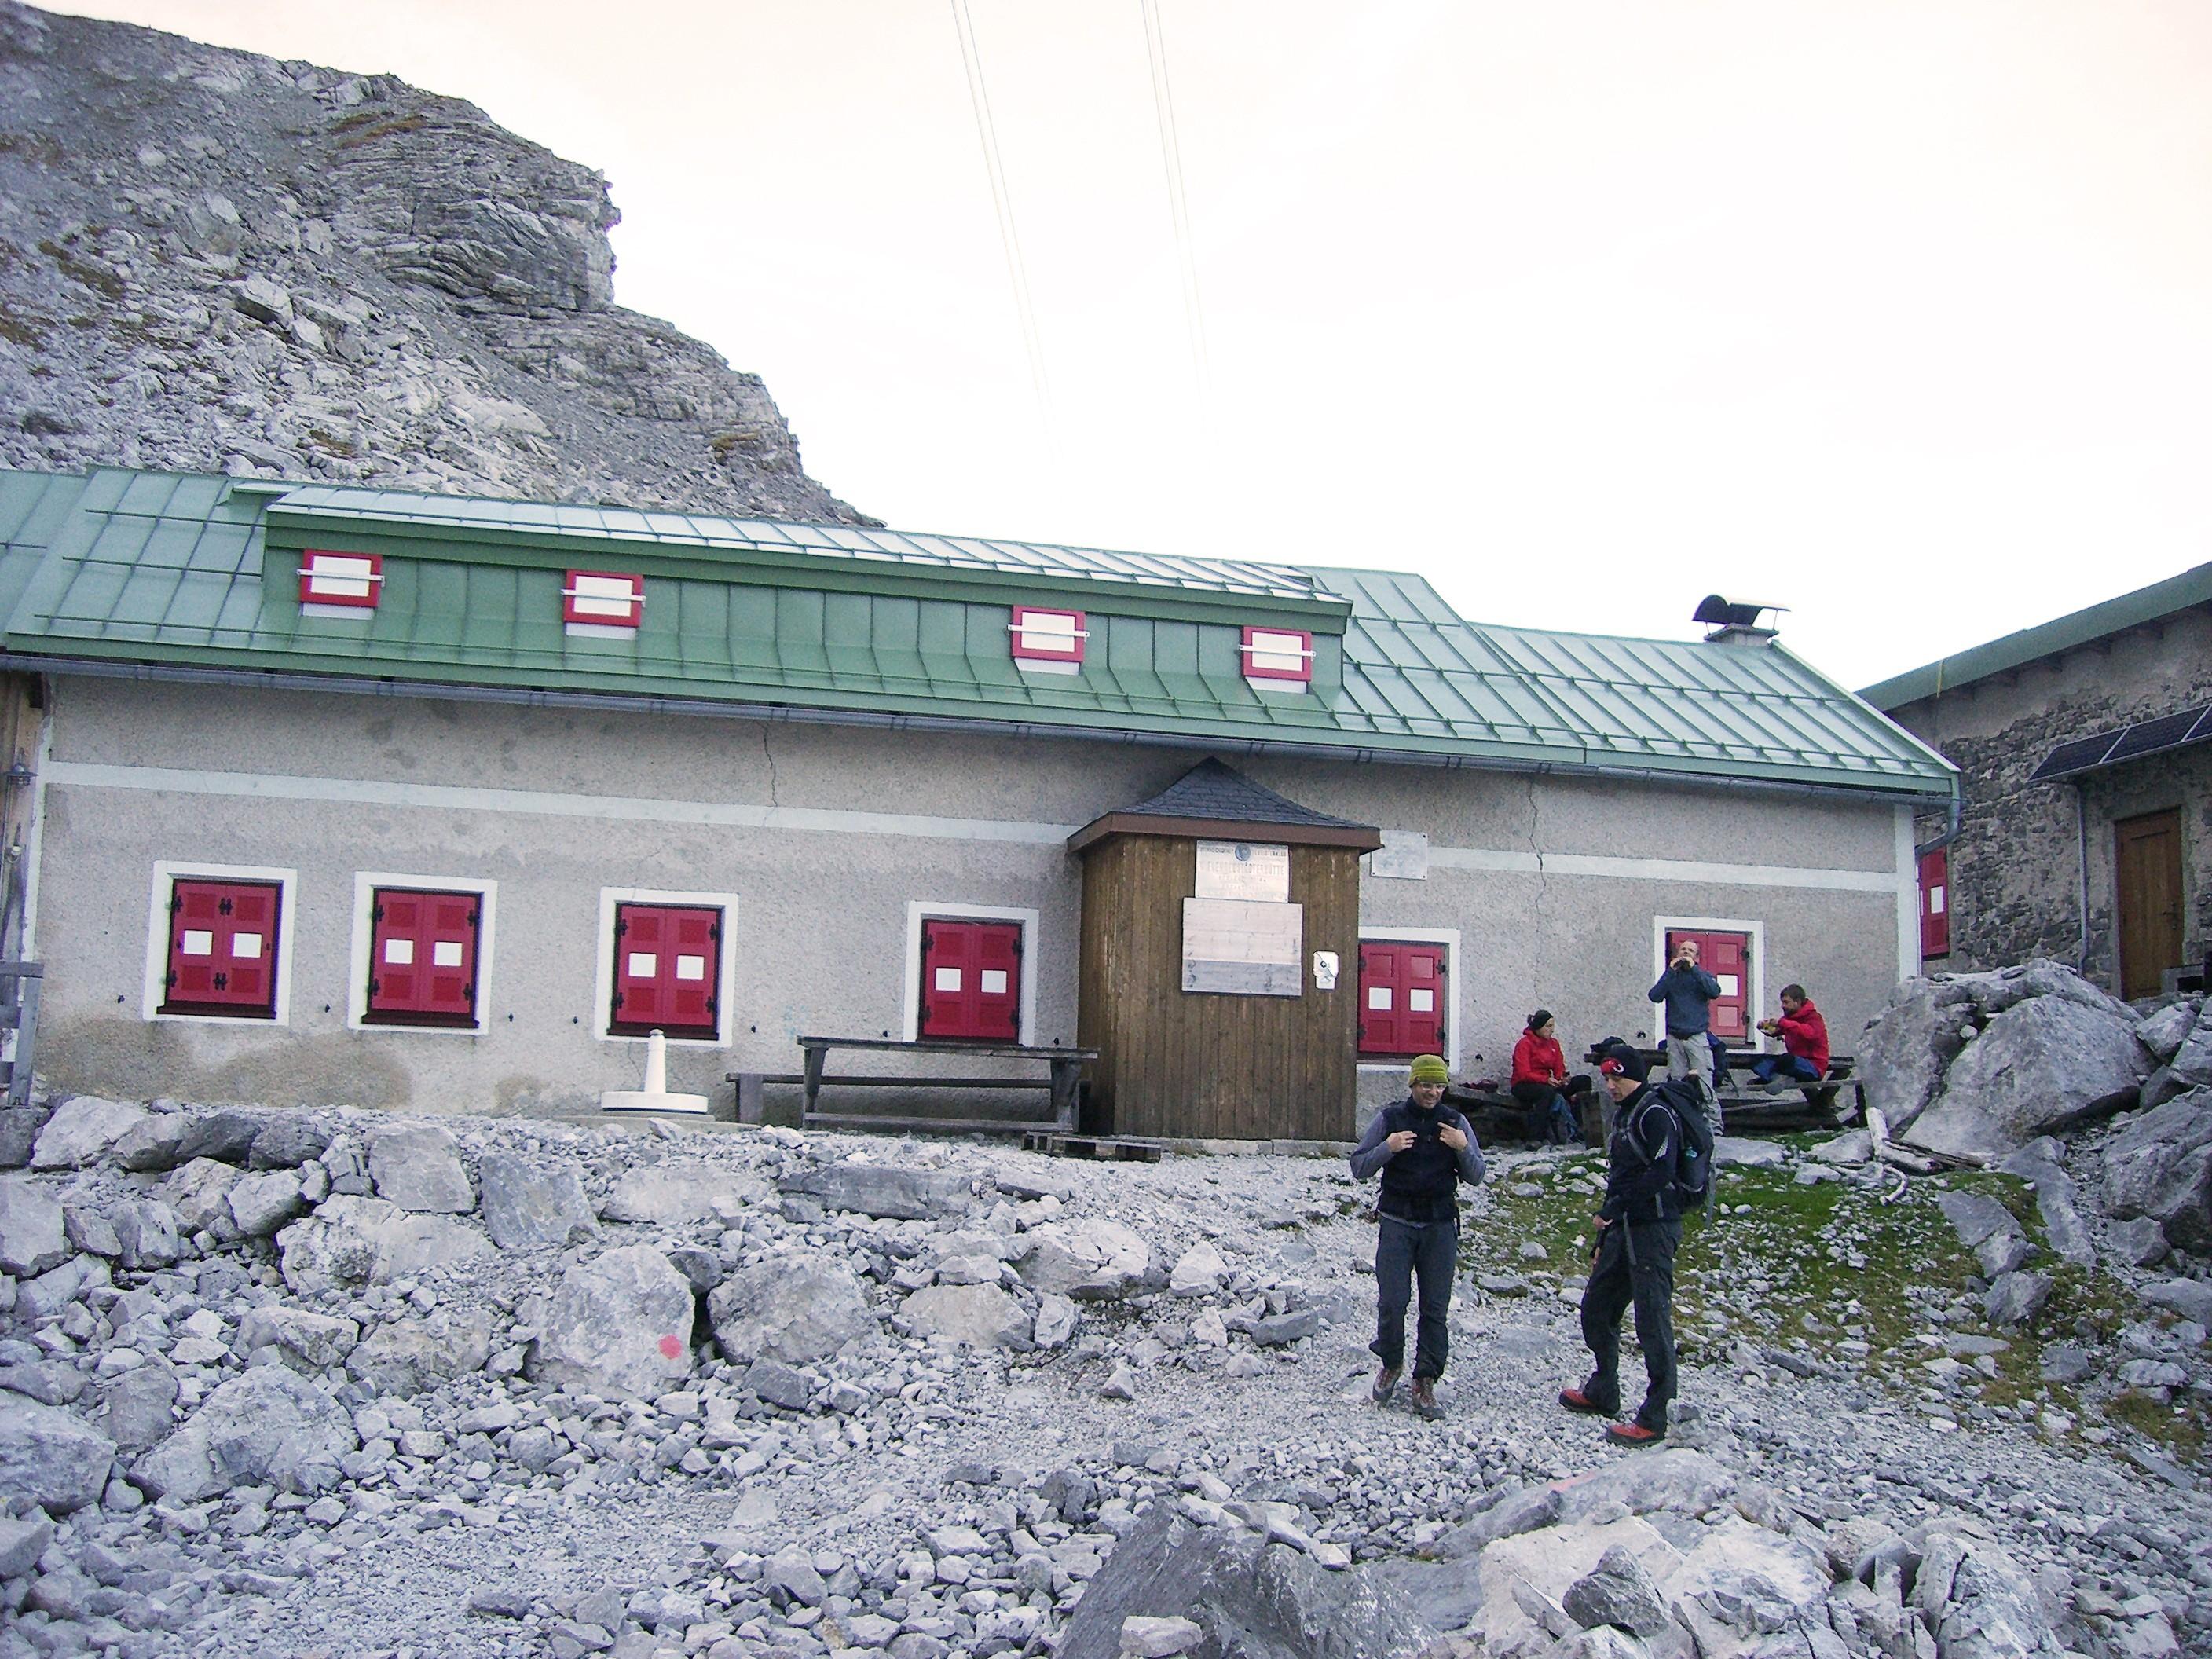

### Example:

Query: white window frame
xmin=1652 ymin=914 xmax=1765 ymax=1051
xmin=593 ymin=887 xmax=740 ymax=1046
xmin=347 ymin=872 xmax=499 ymax=1036
xmin=141 ymin=860 xmax=299 ymax=1027
xmin=1353 ymin=927 xmax=1461 ymax=1074
xmin=901 ymin=900 xmax=1039 ymax=1044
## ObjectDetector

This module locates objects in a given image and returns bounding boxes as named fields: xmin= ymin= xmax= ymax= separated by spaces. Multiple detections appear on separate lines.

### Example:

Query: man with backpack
xmin=1558 ymin=1041 xmax=1709 ymax=1446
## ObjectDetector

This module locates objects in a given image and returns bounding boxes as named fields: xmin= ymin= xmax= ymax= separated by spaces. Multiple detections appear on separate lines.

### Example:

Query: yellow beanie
xmin=1408 ymin=1054 xmax=1449 ymax=1086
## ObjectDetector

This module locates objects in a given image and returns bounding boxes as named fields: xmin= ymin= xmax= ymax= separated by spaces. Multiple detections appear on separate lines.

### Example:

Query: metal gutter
xmin=1 ymin=652 xmax=1952 ymax=808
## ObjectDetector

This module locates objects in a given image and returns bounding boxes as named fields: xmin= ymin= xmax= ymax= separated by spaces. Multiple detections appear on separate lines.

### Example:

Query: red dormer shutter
xmin=564 ymin=570 xmax=646 ymax=634
xmin=1357 ymin=942 xmax=1446 ymax=1058
xmin=298 ymin=549 xmax=383 ymax=613
xmin=1241 ymin=626 xmax=1313 ymax=683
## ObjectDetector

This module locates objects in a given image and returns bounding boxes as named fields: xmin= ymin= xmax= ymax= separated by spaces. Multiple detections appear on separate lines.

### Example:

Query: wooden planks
xmin=1078 ymin=834 xmax=1361 ymax=1142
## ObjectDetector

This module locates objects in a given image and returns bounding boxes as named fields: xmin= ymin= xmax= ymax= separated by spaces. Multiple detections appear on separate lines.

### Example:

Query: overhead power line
xmin=950 ymin=0 xmax=1050 ymax=412
xmin=1140 ymin=0 xmax=1210 ymax=399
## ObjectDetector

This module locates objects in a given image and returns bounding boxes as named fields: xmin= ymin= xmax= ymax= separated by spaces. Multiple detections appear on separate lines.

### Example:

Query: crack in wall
xmin=759 ymin=725 xmax=780 ymax=809
xmin=1523 ymin=773 xmax=1550 ymax=1017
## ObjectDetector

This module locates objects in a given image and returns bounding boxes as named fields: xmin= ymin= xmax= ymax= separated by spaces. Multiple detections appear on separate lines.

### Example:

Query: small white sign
xmin=934 ymin=966 xmax=962 ymax=992
xmin=383 ymin=938 xmax=416 ymax=965
xmin=1194 ymin=840 xmax=1291 ymax=903
xmin=232 ymin=932 xmax=262 ymax=960
xmin=628 ymin=952 xmax=658 ymax=979
xmin=181 ymin=929 xmax=213 ymax=957
xmin=1367 ymin=830 xmax=1429 ymax=881
xmin=980 ymin=969 xmax=1009 ymax=995
xmin=1313 ymin=950 xmax=1339 ymax=991
xmin=676 ymin=954 xmax=707 ymax=981
xmin=433 ymin=940 xmax=465 ymax=969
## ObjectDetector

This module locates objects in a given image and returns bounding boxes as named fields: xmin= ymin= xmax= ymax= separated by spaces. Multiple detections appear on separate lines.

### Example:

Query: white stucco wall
xmin=25 ymin=677 xmax=1921 ymax=1129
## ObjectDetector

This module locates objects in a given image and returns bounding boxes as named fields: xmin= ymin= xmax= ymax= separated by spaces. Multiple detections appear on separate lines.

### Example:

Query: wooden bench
xmin=731 ymin=1037 xmax=1099 ymax=1136
xmin=1442 ymin=1080 xmax=1598 ymax=1145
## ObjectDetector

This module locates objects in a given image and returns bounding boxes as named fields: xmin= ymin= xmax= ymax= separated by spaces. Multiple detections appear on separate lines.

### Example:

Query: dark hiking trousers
xmin=1578 ymin=1216 xmax=1683 ymax=1431
xmin=1372 ymin=1214 xmax=1456 ymax=1381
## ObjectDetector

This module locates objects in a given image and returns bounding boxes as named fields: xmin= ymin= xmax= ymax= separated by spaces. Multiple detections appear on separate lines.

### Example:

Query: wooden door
xmin=2115 ymin=810 xmax=2184 ymax=999
xmin=1664 ymin=928 xmax=1751 ymax=1042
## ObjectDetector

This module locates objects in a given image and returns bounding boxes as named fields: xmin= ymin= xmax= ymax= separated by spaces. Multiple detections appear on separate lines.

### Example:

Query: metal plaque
xmin=1181 ymin=897 xmax=1303 ymax=997
xmin=1193 ymin=840 xmax=1291 ymax=903
xmin=1367 ymin=830 xmax=1429 ymax=881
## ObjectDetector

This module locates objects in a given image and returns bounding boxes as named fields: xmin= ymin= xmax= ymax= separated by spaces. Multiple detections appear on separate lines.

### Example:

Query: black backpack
xmin=1643 ymin=1079 xmax=1713 ymax=1211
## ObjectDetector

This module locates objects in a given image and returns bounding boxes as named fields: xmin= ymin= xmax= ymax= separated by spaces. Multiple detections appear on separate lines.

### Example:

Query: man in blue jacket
xmin=1349 ymin=1054 xmax=1485 ymax=1420
xmin=1648 ymin=939 xmax=1724 ymax=1131
xmin=1558 ymin=1043 xmax=1683 ymax=1446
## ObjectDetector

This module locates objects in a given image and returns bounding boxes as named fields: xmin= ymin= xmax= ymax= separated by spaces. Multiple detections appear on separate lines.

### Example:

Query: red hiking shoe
xmin=1605 ymin=1420 xmax=1666 ymax=1447
xmin=1557 ymin=1387 xmax=1610 ymax=1415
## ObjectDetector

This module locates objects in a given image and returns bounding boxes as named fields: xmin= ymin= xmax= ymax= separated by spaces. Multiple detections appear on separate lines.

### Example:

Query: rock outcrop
xmin=0 ymin=1 xmax=863 ymax=522
xmin=1857 ymin=961 xmax=2152 ymax=1159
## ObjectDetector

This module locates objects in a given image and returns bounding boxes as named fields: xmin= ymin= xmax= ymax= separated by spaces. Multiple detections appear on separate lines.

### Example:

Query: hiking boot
xmin=1409 ymin=1379 xmax=1443 ymax=1420
xmin=1558 ymin=1386 xmax=1613 ymax=1415
xmin=1371 ymin=1366 xmax=1400 ymax=1405
xmin=1605 ymin=1420 xmax=1665 ymax=1447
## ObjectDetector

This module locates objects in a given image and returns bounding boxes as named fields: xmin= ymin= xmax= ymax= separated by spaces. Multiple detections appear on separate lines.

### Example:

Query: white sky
xmin=60 ymin=1 xmax=2212 ymax=687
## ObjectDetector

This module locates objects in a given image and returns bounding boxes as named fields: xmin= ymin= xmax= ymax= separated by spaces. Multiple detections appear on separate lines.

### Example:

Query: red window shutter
xmin=367 ymin=888 xmax=482 ymax=1026
xmin=298 ymin=549 xmax=383 ymax=610
xmin=1241 ymin=626 xmax=1313 ymax=683
xmin=163 ymin=878 xmax=281 ymax=1017
xmin=564 ymin=570 xmax=645 ymax=630
xmin=1358 ymin=943 xmax=1446 ymax=1058
xmin=1920 ymin=847 xmax=1950 ymax=958
xmin=610 ymin=903 xmax=721 ymax=1039
xmin=919 ymin=918 xmax=1022 ymax=1041
xmin=1667 ymin=929 xmax=1751 ymax=1042
xmin=1010 ymin=606 xmax=1086 ymax=667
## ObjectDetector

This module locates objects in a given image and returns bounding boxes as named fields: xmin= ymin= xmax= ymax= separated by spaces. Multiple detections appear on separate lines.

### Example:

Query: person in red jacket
xmin=1511 ymin=1010 xmax=1586 ymax=1144
xmin=1752 ymin=984 xmax=1829 ymax=1092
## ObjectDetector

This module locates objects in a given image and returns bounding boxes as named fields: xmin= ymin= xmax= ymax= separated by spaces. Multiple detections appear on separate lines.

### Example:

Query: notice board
xmin=1182 ymin=896 xmax=1304 ymax=996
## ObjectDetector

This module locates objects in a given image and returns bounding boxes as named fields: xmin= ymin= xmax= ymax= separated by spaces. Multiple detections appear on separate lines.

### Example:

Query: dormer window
xmin=298 ymin=550 xmax=383 ymax=616
xmin=564 ymin=570 xmax=645 ymax=638
xmin=1010 ymin=606 xmax=1086 ymax=675
xmin=1242 ymin=626 xmax=1313 ymax=687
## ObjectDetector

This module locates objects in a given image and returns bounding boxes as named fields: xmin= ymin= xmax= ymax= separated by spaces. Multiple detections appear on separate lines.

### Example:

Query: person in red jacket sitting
xmin=1752 ymin=983 xmax=1829 ymax=1092
xmin=1511 ymin=1010 xmax=1587 ymax=1144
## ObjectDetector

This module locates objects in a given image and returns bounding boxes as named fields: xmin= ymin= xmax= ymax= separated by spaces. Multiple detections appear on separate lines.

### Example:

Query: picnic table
xmin=729 ymin=1036 xmax=1097 ymax=1136
xmin=1581 ymin=1042 xmax=1865 ymax=1129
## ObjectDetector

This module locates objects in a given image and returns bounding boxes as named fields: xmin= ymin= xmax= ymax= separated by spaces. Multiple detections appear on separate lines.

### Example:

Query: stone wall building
xmin=0 ymin=466 xmax=1954 ymax=1135
xmin=1863 ymin=563 xmax=2212 ymax=999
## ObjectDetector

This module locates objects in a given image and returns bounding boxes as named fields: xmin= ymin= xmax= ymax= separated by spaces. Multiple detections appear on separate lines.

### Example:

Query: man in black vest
xmin=1559 ymin=1042 xmax=1684 ymax=1446
xmin=1349 ymin=1053 xmax=1485 ymax=1419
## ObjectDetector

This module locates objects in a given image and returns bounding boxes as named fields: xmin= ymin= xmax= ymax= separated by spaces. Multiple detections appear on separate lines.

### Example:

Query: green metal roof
xmin=1859 ymin=559 xmax=2212 ymax=711
xmin=0 ymin=467 xmax=1954 ymax=797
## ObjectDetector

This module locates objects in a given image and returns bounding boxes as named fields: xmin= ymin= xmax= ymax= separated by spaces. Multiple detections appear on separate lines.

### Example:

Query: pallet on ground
xmin=1020 ymin=1132 xmax=1164 ymax=1162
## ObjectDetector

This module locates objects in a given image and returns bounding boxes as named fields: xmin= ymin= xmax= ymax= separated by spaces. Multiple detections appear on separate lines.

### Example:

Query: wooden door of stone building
xmin=2115 ymin=808 xmax=2184 ymax=999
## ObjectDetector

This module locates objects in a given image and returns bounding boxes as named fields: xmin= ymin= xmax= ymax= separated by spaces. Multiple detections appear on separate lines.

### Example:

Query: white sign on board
xmin=1181 ymin=897 xmax=1303 ymax=997
xmin=1193 ymin=840 xmax=1290 ymax=904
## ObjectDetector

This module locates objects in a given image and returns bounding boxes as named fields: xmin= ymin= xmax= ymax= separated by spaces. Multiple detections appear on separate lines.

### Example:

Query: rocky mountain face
xmin=0 ymin=1 xmax=864 ymax=520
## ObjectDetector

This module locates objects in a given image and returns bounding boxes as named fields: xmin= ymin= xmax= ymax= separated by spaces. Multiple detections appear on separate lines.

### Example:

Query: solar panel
xmin=2027 ymin=701 xmax=2212 ymax=781
xmin=2107 ymin=705 xmax=2210 ymax=764
xmin=2027 ymin=732 xmax=2123 ymax=782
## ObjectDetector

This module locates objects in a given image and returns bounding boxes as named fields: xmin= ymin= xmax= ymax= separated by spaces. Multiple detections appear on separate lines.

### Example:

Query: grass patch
xmin=1456 ymin=1141 xmax=2209 ymax=1459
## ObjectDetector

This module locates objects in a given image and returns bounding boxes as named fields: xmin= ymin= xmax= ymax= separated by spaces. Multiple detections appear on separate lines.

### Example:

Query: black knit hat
xmin=1597 ymin=1038 xmax=1646 ymax=1083
xmin=1528 ymin=1009 xmax=1553 ymax=1032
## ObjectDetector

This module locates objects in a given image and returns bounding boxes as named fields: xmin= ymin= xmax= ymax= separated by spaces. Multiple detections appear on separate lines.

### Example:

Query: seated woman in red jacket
xmin=1752 ymin=983 xmax=1830 ymax=1091
xmin=1510 ymin=1010 xmax=1588 ymax=1144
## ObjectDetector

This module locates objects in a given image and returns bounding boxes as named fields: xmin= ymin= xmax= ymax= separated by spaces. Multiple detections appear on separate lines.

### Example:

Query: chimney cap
xmin=1693 ymin=595 xmax=1785 ymax=629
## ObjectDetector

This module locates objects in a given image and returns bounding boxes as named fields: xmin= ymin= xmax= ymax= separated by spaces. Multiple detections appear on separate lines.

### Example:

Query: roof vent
xmin=1694 ymin=594 xmax=1785 ymax=647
